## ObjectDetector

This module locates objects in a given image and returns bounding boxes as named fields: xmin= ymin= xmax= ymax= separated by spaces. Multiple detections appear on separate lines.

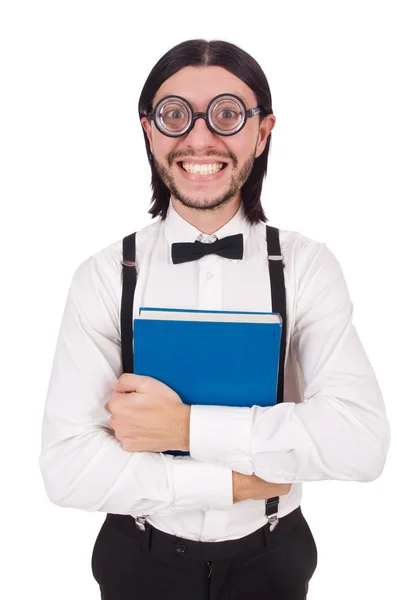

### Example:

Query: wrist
xmin=178 ymin=404 xmax=191 ymax=452
xmin=232 ymin=471 xmax=251 ymax=503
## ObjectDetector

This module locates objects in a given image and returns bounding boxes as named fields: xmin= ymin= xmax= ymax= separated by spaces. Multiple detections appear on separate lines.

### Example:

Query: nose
xmin=184 ymin=114 xmax=218 ymax=149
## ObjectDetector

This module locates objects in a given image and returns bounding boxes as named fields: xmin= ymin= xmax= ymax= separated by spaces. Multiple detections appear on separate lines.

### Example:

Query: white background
xmin=1 ymin=1 xmax=395 ymax=598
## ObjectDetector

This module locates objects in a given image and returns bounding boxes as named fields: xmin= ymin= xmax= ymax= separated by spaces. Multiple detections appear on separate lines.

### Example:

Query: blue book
xmin=133 ymin=307 xmax=282 ymax=456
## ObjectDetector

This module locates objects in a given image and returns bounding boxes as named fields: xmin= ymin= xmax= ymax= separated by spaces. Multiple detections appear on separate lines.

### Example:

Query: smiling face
xmin=141 ymin=66 xmax=276 ymax=214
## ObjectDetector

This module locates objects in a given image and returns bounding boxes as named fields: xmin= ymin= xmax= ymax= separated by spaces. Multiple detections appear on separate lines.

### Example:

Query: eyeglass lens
xmin=156 ymin=95 xmax=245 ymax=135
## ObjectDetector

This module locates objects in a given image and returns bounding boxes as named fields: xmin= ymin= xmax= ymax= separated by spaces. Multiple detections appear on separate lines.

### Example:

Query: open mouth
xmin=177 ymin=161 xmax=228 ymax=175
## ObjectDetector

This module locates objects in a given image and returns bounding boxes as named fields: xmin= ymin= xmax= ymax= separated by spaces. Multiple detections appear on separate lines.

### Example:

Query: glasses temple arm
xmin=247 ymin=106 xmax=266 ymax=118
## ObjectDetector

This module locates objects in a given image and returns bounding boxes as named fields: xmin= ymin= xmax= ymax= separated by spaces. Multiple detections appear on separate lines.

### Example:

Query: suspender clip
xmin=265 ymin=496 xmax=280 ymax=532
xmin=135 ymin=516 xmax=148 ymax=531
xmin=268 ymin=514 xmax=279 ymax=531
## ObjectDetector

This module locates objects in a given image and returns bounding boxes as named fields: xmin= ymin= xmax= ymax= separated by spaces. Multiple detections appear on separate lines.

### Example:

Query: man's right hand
xmin=232 ymin=471 xmax=291 ymax=503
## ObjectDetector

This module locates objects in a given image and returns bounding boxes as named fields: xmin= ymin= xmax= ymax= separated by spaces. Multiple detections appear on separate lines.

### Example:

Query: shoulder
xmin=259 ymin=223 xmax=326 ymax=267
xmin=74 ymin=218 xmax=160 ymax=281
xmin=261 ymin=223 xmax=345 ymax=291
xmin=277 ymin=225 xmax=324 ymax=259
xmin=275 ymin=227 xmax=349 ymax=315
xmin=67 ymin=219 xmax=161 ymax=327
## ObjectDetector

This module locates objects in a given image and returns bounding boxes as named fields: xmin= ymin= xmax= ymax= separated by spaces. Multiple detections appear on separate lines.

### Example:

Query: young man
xmin=39 ymin=39 xmax=391 ymax=600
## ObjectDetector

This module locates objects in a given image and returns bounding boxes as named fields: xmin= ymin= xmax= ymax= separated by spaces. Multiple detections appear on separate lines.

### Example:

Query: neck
xmin=170 ymin=196 xmax=242 ymax=235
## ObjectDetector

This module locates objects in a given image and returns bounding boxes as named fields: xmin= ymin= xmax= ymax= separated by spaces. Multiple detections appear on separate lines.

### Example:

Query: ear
xmin=140 ymin=116 xmax=154 ymax=153
xmin=255 ymin=114 xmax=276 ymax=159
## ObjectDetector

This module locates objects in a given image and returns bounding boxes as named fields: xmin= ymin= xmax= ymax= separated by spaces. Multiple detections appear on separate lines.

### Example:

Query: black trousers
xmin=91 ymin=505 xmax=317 ymax=600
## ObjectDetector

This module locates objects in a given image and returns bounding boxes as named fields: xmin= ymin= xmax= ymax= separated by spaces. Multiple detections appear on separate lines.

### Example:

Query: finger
xmin=114 ymin=373 xmax=138 ymax=392
xmin=105 ymin=392 xmax=124 ymax=414
xmin=114 ymin=373 xmax=149 ymax=393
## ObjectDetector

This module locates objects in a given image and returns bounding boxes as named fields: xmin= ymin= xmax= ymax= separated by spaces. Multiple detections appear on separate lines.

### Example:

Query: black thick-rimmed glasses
xmin=146 ymin=93 xmax=265 ymax=138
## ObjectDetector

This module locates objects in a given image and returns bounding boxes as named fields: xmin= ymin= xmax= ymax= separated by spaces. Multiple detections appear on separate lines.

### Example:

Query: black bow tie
xmin=171 ymin=233 xmax=244 ymax=264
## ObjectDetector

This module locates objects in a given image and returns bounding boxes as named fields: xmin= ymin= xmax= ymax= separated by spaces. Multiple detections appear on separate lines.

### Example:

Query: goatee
xmin=152 ymin=152 xmax=256 ymax=212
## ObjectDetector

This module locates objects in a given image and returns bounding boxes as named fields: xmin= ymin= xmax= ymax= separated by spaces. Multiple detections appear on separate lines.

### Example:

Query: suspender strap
xmin=121 ymin=232 xmax=137 ymax=374
xmin=264 ymin=225 xmax=287 ymax=531
xmin=266 ymin=225 xmax=287 ymax=405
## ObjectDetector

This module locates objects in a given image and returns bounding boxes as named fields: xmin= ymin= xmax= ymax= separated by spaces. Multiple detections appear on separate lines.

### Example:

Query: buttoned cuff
xmin=171 ymin=457 xmax=233 ymax=513
xmin=189 ymin=405 xmax=254 ymax=475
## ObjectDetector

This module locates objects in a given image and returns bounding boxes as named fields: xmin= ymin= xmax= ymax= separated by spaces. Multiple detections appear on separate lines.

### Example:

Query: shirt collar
xmin=163 ymin=199 xmax=250 ymax=246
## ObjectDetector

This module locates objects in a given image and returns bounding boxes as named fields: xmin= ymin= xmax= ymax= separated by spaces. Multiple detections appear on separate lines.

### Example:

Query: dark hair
xmin=138 ymin=39 xmax=274 ymax=224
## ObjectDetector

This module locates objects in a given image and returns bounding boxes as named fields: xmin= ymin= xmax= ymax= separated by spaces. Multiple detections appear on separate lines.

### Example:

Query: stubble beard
xmin=152 ymin=152 xmax=256 ymax=212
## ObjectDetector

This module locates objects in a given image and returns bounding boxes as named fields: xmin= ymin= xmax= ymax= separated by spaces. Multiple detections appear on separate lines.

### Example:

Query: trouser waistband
xmin=106 ymin=506 xmax=303 ymax=562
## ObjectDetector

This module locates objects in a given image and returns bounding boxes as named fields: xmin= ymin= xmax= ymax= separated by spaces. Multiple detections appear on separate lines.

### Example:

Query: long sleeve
xmin=38 ymin=254 xmax=233 ymax=514
xmin=189 ymin=241 xmax=391 ymax=483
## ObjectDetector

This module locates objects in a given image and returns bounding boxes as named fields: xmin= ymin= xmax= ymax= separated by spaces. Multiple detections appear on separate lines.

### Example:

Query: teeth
xmin=181 ymin=162 xmax=224 ymax=175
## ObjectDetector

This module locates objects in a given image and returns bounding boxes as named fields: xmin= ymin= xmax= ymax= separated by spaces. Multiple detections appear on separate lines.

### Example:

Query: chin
xmin=174 ymin=192 xmax=234 ymax=211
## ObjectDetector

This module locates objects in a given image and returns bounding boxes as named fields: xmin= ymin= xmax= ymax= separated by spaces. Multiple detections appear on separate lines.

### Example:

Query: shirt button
xmin=175 ymin=544 xmax=187 ymax=555
xmin=206 ymin=272 xmax=213 ymax=279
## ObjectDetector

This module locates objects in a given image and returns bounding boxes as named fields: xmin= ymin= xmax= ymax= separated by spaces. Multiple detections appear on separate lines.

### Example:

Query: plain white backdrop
xmin=1 ymin=1 xmax=395 ymax=598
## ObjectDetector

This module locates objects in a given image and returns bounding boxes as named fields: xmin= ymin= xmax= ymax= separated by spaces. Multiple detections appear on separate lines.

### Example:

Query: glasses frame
xmin=147 ymin=93 xmax=265 ymax=138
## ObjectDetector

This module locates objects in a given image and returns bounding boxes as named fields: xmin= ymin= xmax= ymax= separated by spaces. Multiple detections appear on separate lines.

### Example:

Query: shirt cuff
xmin=171 ymin=457 xmax=233 ymax=513
xmin=189 ymin=405 xmax=254 ymax=474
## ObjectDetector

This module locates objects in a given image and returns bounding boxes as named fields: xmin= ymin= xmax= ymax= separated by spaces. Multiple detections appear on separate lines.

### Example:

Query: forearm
xmin=189 ymin=387 xmax=389 ymax=484
xmin=39 ymin=416 xmax=233 ymax=514
xmin=232 ymin=471 xmax=292 ymax=503
xmin=232 ymin=471 xmax=252 ymax=503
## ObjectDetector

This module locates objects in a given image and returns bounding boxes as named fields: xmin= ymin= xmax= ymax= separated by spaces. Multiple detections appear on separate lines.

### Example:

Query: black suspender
xmin=120 ymin=226 xmax=287 ymax=532
xmin=121 ymin=233 xmax=137 ymax=374
xmin=263 ymin=225 xmax=287 ymax=530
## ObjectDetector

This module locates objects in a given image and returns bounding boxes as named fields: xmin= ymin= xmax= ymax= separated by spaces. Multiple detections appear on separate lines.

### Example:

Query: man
xmin=39 ymin=39 xmax=391 ymax=600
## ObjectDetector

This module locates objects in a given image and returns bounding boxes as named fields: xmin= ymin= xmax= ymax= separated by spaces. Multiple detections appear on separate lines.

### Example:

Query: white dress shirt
xmin=38 ymin=200 xmax=391 ymax=542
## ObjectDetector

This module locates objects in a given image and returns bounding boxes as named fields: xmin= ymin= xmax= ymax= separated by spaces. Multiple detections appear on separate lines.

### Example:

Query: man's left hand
xmin=105 ymin=373 xmax=191 ymax=453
